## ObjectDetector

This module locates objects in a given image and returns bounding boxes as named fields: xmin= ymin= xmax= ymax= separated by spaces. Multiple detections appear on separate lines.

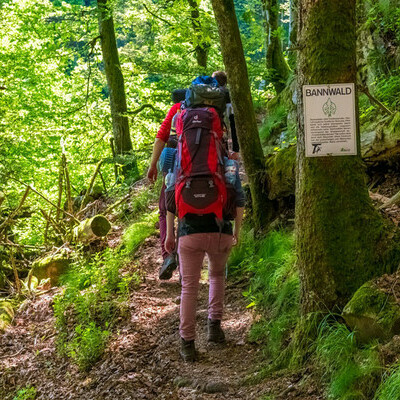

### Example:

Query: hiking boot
xmin=159 ymin=253 xmax=178 ymax=280
xmin=180 ymin=338 xmax=196 ymax=362
xmin=207 ymin=319 xmax=226 ymax=343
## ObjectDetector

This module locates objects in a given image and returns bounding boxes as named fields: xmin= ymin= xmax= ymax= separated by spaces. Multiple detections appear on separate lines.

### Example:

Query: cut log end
xmin=73 ymin=215 xmax=112 ymax=242
xmin=91 ymin=215 xmax=112 ymax=237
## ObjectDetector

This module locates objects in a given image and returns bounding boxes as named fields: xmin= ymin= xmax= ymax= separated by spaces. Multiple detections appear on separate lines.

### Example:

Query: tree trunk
xmin=296 ymin=0 xmax=399 ymax=314
xmin=211 ymin=0 xmax=273 ymax=231
xmin=187 ymin=0 xmax=209 ymax=69
xmin=263 ymin=0 xmax=290 ymax=93
xmin=288 ymin=0 xmax=298 ymax=67
xmin=97 ymin=0 xmax=132 ymax=155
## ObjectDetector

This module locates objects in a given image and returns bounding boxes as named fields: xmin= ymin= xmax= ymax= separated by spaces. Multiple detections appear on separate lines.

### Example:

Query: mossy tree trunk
xmin=296 ymin=0 xmax=398 ymax=314
xmin=187 ymin=0 xmax=209 ymax=69
xmin=263 ymin=0 xmax=290 ymax=93
xmin=97 ymin=0 xmax=132 ymax=155
xmin=288 ymin=0 xmax=298 ymax=67
xmin=211 ymin=0 xmax=273 ymax=230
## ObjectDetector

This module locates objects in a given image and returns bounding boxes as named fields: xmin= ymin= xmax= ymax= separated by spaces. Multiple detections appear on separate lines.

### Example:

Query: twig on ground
xmin=0 ymin=347 xmax=24 ymax=359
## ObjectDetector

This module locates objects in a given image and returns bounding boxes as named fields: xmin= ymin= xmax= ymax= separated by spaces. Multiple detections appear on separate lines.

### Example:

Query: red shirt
xmin=156 ymin=102 xmax=181 ymax=142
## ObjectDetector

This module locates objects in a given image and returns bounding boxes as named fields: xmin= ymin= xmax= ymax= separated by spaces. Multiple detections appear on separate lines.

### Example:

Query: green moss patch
xmin=265 ymin=145 xmax=296 ymax=199
xmin=343 ymin=282 xmax=400 ymax=343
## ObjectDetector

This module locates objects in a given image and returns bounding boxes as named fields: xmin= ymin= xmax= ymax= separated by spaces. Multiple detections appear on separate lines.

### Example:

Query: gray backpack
xmin=185 ymin=84 xmax=226 ymax=113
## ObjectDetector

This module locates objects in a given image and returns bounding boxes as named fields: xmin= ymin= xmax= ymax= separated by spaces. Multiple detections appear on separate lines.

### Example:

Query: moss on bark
xmin=265 ymin=145 xmax=296 ymax=199
xmin=98 ymin=0 xmax=132 ymax=155
xmin=265 ymin=0 xmax=291 ymax=93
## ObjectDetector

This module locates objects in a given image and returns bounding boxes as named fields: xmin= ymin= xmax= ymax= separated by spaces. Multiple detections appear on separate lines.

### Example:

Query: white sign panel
xmin=303 ymin=83 xmax=357 ymax=157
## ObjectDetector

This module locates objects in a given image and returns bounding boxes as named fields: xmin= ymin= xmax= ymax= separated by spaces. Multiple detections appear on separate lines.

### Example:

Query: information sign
xmin=303 ymin=83 xmax=357 ymax=157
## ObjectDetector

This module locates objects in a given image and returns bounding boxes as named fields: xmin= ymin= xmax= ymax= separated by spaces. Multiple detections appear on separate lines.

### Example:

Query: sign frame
xmin=303 ymin=83 xmax=357 ymax=157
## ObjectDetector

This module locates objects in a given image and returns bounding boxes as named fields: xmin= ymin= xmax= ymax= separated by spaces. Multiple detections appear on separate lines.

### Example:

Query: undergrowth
xmin=122 ymin=211 xmax=158 ymax=254
xmin=375 ymin=364 xmax=400 ymax=399
xmin=229 ymin=228 xmax=299 ymax=361
xmin=12 ymin=386 xmax=37 ymax=400
xmin=259 ymin=104 xmax=288 ymax=145
xmin=230 ymin=226 xmax=390 ymax=399
xmin=315 ymin=318 xmax=382 ymax=399
xmin=113 ymin=178 xmax=161 ymax=224
xmin=54 ymin=209 xmax=157 ymax=371
xmin=53 ymin=248 xmax=134 ymax=370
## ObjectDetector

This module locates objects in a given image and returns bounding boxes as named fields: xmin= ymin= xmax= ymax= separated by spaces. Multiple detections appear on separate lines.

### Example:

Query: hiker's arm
xmin=148 ymin=103 xmax=181 ymax=182
xmin=165 ymin=211 xmax=175 ymax=253
xmin=233 ymin=207 xmax=244 ymax=246
xmin=147 ymin=138 xmax=165 ymax=182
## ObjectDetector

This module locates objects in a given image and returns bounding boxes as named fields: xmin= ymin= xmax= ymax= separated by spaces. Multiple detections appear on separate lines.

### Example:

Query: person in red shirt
xmin=147 ymin=91 xmax=185 ymax=279
xmin=147 ymin=101 xmax=182 ymax=183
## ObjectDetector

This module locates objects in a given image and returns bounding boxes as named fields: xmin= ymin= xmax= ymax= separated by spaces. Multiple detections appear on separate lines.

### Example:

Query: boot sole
xmin=159 ymin=261 xmax=178 ymax=280
xmin=208 ymin=337 xmax=226 ymax=344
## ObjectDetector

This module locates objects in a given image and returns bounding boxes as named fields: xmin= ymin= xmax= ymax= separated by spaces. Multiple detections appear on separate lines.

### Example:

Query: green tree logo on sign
xmin=322 ymin=98 xmax=336 ymax=117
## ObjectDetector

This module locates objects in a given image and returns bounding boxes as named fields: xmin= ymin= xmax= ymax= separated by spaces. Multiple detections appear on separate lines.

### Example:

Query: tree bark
xmin=97 ymin=0 xmax=132 ymax=155
xmin=187 ymin=0 xmax=209 ymax=69
xmin=211 ymin=0 xmax=273 ymax=231
xmin=296 ymin=0 xmax=398 ymax=314
xmin=288 ymin=0 xmax=298 ymax=67
xmin=263 ymin=0 xmax=290 ymax=93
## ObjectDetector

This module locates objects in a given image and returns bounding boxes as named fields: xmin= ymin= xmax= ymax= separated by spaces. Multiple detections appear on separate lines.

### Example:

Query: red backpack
xmin=174 ymin=107 xmax=227 ymax=220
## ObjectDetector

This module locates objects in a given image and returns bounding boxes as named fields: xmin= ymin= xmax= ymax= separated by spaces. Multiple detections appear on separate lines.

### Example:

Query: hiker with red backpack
xmin=147 ymin=73 xmax=239 ymax=282
xmin=163 ymin=76 xmax=245 ymax=362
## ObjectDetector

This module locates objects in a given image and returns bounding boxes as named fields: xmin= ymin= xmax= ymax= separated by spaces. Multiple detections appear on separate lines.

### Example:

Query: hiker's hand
xmin=232 ymin=234 xmax=238 ymax=246
xmin=229 ymin=151 xmax=240 ymax=161
xmin=147 ymin=165 xmax=158 ymax=183
xmin=165 ymin=233 xmax=175 ymax=253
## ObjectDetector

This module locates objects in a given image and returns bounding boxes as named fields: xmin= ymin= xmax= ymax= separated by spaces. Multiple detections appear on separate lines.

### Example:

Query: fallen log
xmin=361 ymin=112 xmax=400 ymax=164
xmin=72 ymin=215 xmax=111 ymax=242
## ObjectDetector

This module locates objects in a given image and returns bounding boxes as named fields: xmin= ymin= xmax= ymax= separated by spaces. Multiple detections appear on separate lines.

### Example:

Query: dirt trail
xmin=0 ymin=234 xmax=321 ymax=400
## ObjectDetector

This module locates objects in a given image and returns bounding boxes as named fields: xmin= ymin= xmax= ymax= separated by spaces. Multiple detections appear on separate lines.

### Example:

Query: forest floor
xmin=3 ymin=168 xmax=400 ymax=400
xmin=0 ymin=231 xmax=323 ymax=400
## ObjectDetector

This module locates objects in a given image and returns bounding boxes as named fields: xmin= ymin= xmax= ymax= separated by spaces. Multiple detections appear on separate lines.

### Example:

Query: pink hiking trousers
xmin=178 ymin=232 xmax=233 ymax=341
